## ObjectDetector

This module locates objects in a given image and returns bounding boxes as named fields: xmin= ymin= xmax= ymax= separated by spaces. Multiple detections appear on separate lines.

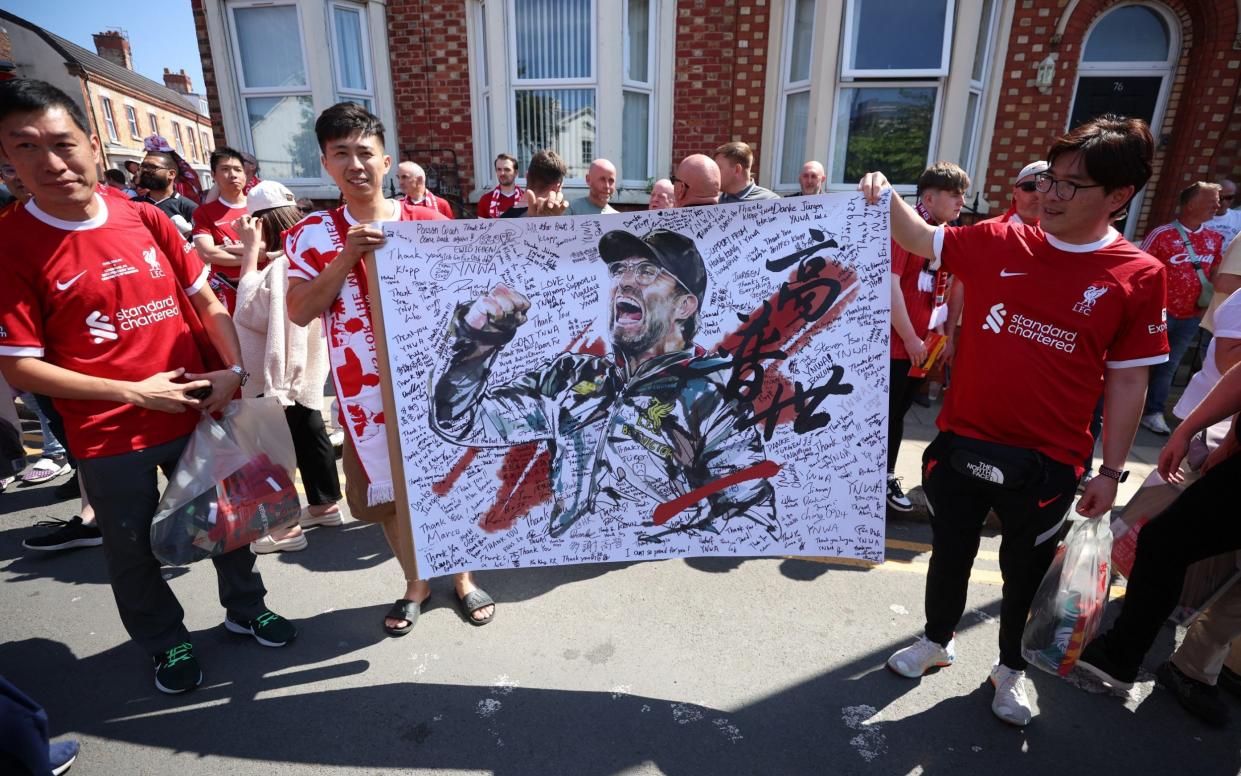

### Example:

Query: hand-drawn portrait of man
xmin=430 ymin=229 xmax=779 ymax=543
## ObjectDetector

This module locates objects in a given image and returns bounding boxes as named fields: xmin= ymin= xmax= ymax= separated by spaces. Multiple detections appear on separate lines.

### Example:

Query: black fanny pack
xmin=945 ymin=433 xmax=1043 ymax=491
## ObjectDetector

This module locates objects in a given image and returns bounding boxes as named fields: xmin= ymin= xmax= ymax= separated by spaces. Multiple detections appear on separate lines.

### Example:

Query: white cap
xmin=246 ymin=180 xmax=297 ymax=215
xmin=1015 ymin=160 xmax=1049 ymax=184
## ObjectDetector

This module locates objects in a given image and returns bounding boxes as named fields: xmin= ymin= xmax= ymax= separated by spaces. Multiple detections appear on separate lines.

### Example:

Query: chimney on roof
xmin=163 ymin=67 xmax=192 ymax=94
xmin=92 ymin=30 xmax=132 ymax=70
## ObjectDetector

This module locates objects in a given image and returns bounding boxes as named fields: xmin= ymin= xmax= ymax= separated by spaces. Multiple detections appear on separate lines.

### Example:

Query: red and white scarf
xmin=405 ymin=190 xmax=441 ymax=214
xmin=320 ymin=205 xmax=394 ymax=505
xmin=487 ymin=184 xmax=524 ymax=218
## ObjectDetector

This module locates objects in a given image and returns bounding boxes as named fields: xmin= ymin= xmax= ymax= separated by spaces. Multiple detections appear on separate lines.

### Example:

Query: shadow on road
xmin=3 ymin=597 xmax=1236 ymax=776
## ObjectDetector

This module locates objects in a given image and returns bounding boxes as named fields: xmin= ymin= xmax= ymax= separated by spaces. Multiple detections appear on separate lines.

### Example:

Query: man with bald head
xmin=673 ymin=154 xmax=720 ymax=208
xmin=397 ymin=160 xmax=453 ymax=219
xmin=568 ymin=158 xmax=618 ymax=215
xmin=648 ymin=178 xmax=674 ymax=210
xmin=795 ymin=161 xmax=825 ymax=196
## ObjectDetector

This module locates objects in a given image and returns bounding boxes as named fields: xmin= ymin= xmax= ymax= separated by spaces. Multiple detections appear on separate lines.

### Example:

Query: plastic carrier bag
xmin=151 ymin=398 xmax=300 ymax=565
xmin=1021 ymin=518 xmax=1113 ymax=677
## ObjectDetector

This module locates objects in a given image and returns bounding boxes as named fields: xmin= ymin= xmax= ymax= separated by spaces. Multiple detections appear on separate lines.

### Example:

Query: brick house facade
xmin=192 ymin=0 xmax=1241 ymax=235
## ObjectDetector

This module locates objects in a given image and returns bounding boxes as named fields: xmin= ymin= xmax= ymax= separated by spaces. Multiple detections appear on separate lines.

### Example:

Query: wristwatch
xmin=1098 ymin=465 xmax=1129 ymax=483
xmin=228 ymin=364 xmax=250 ymax=386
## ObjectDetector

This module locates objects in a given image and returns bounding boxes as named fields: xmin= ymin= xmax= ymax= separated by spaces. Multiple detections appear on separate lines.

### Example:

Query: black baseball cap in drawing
xmin=598 ymin=229 xmax=708 ymax=300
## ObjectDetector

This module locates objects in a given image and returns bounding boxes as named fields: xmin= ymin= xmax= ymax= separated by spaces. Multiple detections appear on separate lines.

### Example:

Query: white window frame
xmin=772 ymin=0 xmax=816 ymax=189
xmin=1067 ymin=2 xmax=1180 ymax=238
xmin=328 ymin=1 xmax=376 ymax=108
xmin=826 ymin=81 xmax=944 ymax=195
xmin=225 ymin=0 xmax=318 ymax=183
xmin=507 ymin=0 xmax=598 ymax=185
xmin=840 ymin=0 xmax=956 ymax=79
xmin=960 ymin=0 xmax=1001 ymax=183
xmin=100 ymin=96 xmax=119 ymax=143
xmin=148 ymin=112 xmax=159 ymax=136
xmin=201 ymin=130 xmax=212 ymax=156
xmin=620 ymin=0 xmax=656 ymax=186
xmin=186 ymin=126 xmax=199 ymax=162
xmin=473 ymin=1 xmax=494 ymax=177
xmin=171 ymin=120 xmax=185 ymax=155
xmin=124 ymin=104 xmax=141 ymax=138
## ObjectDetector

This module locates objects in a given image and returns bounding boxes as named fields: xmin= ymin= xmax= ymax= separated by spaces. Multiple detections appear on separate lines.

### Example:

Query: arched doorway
xmin=1067 ymin=3 xmax=1180 ymax=235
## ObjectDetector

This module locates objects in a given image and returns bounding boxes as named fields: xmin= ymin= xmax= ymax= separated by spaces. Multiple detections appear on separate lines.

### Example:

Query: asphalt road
xmin=2 ymin=400 xmax=1239 ymax=776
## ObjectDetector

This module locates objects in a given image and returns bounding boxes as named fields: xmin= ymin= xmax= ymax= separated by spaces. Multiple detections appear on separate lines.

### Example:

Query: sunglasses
xmin=1016 ymin=181 xmax=1039 ymax=193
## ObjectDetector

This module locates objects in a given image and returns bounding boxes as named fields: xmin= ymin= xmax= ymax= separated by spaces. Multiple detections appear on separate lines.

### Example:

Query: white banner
xmin=373 ymin=193 xmax=891 ymax=576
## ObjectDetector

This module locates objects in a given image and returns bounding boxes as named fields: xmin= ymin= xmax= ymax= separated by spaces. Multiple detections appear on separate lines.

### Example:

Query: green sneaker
xmin=225 ymin=610 xmax=297 ymax=647
xmin=152 ymin=642 xmax=202 ymax=695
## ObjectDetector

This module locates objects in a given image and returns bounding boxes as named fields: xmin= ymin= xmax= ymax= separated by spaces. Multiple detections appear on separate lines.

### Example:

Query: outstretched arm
xmin=859 ymin=173 xmax=939 ymax=261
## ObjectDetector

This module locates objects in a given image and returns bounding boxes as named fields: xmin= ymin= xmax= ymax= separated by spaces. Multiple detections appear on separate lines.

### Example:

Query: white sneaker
xmin=299 ymin=507 xmax=343 ymax=528
xmin=989 ymin=663 xmax=1033 ymax=726
xmin=252 ymin=532 xmax=308 ymax=554
xmin=888 ymin=636 xmax=955 ymax=678
xmin=886 ymin=475 xmax=914 ymax=512
xmin=1140 ymin=412 xmax=1171 ymax=435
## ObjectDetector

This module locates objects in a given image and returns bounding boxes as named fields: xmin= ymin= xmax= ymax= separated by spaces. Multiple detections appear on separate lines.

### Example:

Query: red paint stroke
xmin=477 ymin=445 xmax=552 ymax=532
xmin=651 ymin=459 xmax=782 ymax=526
xmin=433 ymin=448 xmax=478 ymax=496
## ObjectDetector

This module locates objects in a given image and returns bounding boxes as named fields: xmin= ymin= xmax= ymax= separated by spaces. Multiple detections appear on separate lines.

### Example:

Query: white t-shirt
xmin=1205 ymin=208 xmax=1241 ymax=253
xmin=1174 ymin=289 xmax=1241 ymax=418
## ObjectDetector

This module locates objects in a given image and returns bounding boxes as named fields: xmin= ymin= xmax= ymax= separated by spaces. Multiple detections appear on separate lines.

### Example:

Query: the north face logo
xmin=965 ymin=460 xmax=1005 ymax=485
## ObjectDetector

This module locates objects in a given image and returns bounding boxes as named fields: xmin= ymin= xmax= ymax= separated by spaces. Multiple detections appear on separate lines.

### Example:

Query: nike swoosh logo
xmin=1000 ymin=270 xmax=1027 ymax=277
xmin=56 ymin=270 xmax=88 ymax=291
xmin=1037 ymin=495 xmax=1061 ymax=508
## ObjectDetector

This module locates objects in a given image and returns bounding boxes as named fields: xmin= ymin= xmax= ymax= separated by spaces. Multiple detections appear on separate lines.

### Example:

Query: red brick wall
xmin=386 ymin=1 xmax=477 ymax=196
xmin=672 ymin=0 xmax=772 ymax=175
xmin=984 ymin=0 xmax=1241 ymax=236
xmin=190 ymin=0 xmax=226 ymax=149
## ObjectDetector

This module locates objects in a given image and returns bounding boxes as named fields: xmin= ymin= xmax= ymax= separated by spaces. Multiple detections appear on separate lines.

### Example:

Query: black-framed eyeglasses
xmin=1222 ymin=194 xmax=1236 ymax=202
xmin=138 ymin=163 xmax=172 ymax=173
xmin=670 ymin=175 xmax=685 ymax=188
xmin=608 ymin=260 xmax=667 ymax=285
xmin=1016 ymin=181 xmax=1038 ymax=193
xmin=1034 ymin=172 xmax=1104 ymax=201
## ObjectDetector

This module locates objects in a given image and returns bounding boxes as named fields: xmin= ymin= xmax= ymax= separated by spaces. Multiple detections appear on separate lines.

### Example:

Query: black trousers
xmin=284 ymin=403 xmax=341 ymax=507
xmin=921 ymin=432 xmax=1079 ymax=669
xmin=1094 ymin=450 xmax=1241 ymax=674
xmin=888 ymin=358 xmax=925 ymax=472
xmin=79 ymin=434 xmax=268 ymax=656
xmin=0 ymin=676 xmax=49 ymax=775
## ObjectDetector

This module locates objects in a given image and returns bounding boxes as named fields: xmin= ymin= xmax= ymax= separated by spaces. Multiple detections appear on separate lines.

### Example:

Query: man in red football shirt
xmin=285 ymin=102 xmax=495 ymax=636
xmin=1138 ymin=181 xmax=1224 ymax=434
xmin=192 ymin=147 xmax=250 ymax=313
xmin=396 ymin=160 xmax=454 ymax=219
xmin=475 ymin=153 xmax=523 ymax=218
xmin=0 ymin=79 xmax=295 ymax=695
xmin=860 ymin=115 xmax=1169 ymax=726
xmin=887 ymin=162 xmax=967 ymax=513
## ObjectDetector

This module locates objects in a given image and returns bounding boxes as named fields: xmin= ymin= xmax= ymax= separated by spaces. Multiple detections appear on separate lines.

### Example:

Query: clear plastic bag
xmin=1021 ymin=518 xmax=1113 ymax=677
xmin=151 ymin=398 xmax=301 ymax=565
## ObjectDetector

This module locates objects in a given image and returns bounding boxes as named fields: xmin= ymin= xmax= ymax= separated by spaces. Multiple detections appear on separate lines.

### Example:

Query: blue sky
xmin=6 ymin=0 xmax=205 ymax=91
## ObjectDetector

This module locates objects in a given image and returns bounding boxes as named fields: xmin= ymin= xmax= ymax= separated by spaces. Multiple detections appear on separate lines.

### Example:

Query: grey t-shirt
xmin=567 ymin=197 xmax=618 ymax=216
xmin=719 ymin=182 xmax=781 ymax=204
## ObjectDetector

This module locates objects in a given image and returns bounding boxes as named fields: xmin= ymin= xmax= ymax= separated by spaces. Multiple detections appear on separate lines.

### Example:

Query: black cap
xmin=598 ymin=229 xmax=707 ymax=300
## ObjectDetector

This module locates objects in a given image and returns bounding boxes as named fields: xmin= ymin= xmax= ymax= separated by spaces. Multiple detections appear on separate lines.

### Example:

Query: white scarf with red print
xmin=487 ymin=184 xmax=524 ymax=218
xmin=406 ymin=190 xmax=441 ymax=214
xmin=320 ymin=207 xmax=393 ymax=506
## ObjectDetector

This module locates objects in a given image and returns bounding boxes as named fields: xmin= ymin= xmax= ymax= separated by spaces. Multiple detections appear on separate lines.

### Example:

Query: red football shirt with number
xmin=932 ymin=222 xmax=1169 ymax=467
xmin=1138 ymin=222 xmax=1223 ymax=319
xmin=192 ymin=196 xmax=247 ymax=313
xmin=0 ymin=195 xmax=211 ymax=458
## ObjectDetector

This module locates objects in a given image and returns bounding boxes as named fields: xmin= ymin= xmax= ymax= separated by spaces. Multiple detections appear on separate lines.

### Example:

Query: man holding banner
xmin=860 ymin=114 xmax=1169 ymax=726
xmin=285 ymin=102 xmax=495 ymax=635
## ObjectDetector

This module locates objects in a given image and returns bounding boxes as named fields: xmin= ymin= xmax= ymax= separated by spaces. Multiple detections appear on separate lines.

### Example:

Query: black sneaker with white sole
xmin=886 ymin=475 xmax=914 ymax=512
xmin=153 ymin=642 xmax=202 ymax=695
xmin=22 ymin=516 xmax=103 ymax=552
xmin=225 ymin=610 xmax=297 ymax=647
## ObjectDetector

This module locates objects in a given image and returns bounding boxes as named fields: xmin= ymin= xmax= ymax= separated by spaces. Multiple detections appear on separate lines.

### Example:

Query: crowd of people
xmin=1 ymin=71 xmax=1241 ymax=773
